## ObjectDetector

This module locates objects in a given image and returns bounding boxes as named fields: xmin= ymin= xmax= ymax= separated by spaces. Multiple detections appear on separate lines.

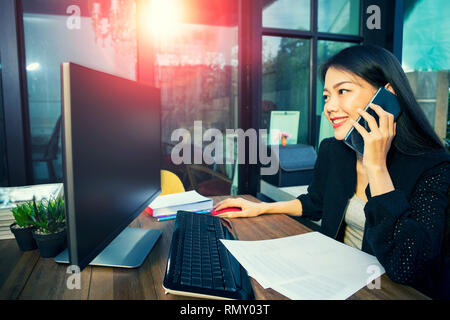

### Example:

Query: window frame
xmin=0 ymin=0 xmax=33 ymax=186
xmin=0 ymin=0 xmax=402 ymax=192
xmin=247 ymin=0 xmax=363 ymax=196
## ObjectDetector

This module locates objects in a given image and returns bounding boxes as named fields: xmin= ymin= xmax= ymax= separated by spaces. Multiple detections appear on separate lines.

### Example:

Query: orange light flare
xmin=139 ymin=0 xmax=184 ymax=40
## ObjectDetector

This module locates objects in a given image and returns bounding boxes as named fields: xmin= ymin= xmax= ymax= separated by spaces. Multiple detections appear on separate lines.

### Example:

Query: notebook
xmin=145 ymin=190 xmax=213 ymax=217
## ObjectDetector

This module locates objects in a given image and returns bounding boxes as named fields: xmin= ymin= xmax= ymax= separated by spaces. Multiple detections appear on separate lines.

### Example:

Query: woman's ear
xmin=384 ymin=83 xmax=396 ymax=95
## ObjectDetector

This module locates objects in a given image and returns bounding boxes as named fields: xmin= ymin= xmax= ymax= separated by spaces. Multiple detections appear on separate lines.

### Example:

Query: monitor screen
xmin=60 ymin=62 xmax=161 ymax=270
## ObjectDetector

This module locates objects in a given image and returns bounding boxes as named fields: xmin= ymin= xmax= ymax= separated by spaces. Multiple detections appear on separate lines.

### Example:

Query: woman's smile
xmin=323 ymin=67 xmax=377 ymax=140
xmin=330 ymin=116 xmax=349 ymax=128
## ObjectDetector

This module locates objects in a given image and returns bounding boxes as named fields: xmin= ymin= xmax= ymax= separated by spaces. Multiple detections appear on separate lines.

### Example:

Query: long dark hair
xmin=321 ymin=45 xmax=445 ymax=155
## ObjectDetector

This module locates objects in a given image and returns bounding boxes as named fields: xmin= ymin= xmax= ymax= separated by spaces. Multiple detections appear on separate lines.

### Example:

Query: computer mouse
xmin=210 ymin=206 xmax=242 ymax=216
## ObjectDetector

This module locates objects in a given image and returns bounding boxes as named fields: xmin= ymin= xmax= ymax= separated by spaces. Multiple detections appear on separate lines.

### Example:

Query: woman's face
xmin=323 ymin=67 xmax=379 ymax=140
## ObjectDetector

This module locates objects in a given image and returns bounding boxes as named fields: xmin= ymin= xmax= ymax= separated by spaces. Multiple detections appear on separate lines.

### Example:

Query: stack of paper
xmin=145 ymin=190 xmax=213 ymax=219
xmin=221 ymin=232 xmax=385 ymax=300
xmin=0 ymin=183 xmax=64 ymax=240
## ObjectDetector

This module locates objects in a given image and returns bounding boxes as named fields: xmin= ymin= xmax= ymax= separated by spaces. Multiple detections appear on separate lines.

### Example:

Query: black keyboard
xmin=163 ymin=211 xmax=254 ymax=300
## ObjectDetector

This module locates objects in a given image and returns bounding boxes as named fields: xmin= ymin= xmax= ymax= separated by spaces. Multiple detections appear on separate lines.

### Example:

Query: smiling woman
xmin=215 ymin=45 xmax=450 ymax=299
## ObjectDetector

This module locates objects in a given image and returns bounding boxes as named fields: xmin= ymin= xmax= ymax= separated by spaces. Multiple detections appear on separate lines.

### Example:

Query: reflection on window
xmin=22 ymin=0 xmax=137 ymax=183
xmin=149 ymin=1 xmax=239 ymax=196
xmin=318 ymin=0 xmax=360 ymax=35
xmin=263 ymin=0 xmax=310 ymax=30
xmin=262 ymin=36 xmax=310 ymax=145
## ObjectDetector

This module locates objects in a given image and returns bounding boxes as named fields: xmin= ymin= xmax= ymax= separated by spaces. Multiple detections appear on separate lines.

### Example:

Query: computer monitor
xmin=55 ymin=63 xmax=162 ymax=271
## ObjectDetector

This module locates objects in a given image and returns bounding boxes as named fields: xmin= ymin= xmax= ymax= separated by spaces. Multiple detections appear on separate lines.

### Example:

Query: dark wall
xmin=361 ymin=0 xmax=403 ymax=61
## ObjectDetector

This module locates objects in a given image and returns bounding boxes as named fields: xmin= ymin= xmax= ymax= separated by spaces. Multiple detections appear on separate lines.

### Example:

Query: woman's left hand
xmin=350 ymin=103 xmax=397 ymax=172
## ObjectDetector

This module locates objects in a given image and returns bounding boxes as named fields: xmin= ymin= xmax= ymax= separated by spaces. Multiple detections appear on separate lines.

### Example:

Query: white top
xmin=343 ymin=194 xmax=367 ymax=250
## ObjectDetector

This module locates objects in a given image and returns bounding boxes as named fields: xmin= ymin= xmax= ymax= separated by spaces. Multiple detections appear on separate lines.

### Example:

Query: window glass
xmin=147 ymin=0 xmax=239 ymax=196
xmin=263 ymin=0 xmax=310 ymax=31
xmin=316 ymin=41 xmax=357 ymax=148
xmin=402 ymin=0 xmax=450 ymax=150
xmin=22 ymin=0 xmax=137 ymax=183
xmin=262 ymin=36 xmax=310 ymax=145
xmin=318 ymin=0 xmax=360 ymax=35
xmin=0 ymin=57 xmax=8 ymax=186
xmin=402 ymin=0 xmax=449 ymax=71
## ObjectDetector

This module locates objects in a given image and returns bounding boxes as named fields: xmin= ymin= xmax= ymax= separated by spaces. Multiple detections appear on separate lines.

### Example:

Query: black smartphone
xmin=343 ymin=87 xmax=402 ymax=155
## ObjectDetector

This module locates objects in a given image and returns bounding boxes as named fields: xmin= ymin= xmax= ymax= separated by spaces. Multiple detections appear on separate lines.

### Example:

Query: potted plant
xmin=29 ymin=197 xmax=67 ymax=258
xmin=10 ymin=203 xmax=38 ymax=251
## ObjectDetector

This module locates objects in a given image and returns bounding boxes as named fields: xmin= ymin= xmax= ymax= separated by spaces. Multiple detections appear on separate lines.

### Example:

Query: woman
xmin=214 ymin=45 xmax=450 ymax=298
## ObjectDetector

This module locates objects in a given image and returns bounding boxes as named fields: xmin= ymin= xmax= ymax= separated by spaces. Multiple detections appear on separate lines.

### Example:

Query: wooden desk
xmin=0 ymin=195 xmax=428 ymax=300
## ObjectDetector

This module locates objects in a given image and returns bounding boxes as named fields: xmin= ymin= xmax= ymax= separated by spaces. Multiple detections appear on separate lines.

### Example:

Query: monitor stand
xmin=54 ymin=227 xmax=162 ymax=268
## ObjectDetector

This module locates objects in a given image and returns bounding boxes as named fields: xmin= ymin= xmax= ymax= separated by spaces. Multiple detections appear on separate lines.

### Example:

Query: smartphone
xmin=343 ymin=87 xmax=402 ymax=155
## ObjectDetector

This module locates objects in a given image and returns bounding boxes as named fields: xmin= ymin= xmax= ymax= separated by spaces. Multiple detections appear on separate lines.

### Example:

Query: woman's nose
xmin=324 ymin=99 xmax=339 ymax=114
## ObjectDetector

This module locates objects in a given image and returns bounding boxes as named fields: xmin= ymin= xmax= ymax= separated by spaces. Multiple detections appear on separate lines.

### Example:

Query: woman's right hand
xmin=212 ymin=197 xmax=265 ymax=218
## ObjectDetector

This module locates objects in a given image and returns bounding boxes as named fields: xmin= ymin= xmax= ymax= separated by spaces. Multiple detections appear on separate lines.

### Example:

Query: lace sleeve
xmin=364 ymin=162 xmax=450 ymax=285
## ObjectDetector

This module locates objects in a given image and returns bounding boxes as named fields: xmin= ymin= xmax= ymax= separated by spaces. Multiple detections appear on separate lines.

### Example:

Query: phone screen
xmin=343 ymin=87 xmax=402 ymax=155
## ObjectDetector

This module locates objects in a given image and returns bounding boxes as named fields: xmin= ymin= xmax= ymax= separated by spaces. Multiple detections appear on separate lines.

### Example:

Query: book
xmin=145 ymin=190 xmax=213 ymax=218
xmin=0 ymin=183 xmax=64 ymax=240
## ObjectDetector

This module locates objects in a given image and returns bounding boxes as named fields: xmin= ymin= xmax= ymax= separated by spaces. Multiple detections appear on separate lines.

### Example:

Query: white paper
xmin=221 ymin=232 xmax=385 ymax=300
xmin=147 ymin=190 xmax=213 ymax=217
xmin=149 ymin=190 xmax=211 ymax=209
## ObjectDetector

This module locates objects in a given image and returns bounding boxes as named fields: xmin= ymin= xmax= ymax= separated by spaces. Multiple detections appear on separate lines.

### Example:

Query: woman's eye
xmin=323 ymin=95 xmax=329 ymax=101
xmin=338 ymin=89 xmax=349 ymax=94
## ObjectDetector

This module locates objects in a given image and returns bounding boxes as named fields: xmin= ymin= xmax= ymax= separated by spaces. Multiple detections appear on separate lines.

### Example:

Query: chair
xmin=161 ymin=141 xmax=232 ymax=197
xmin=34 ymin=116 xmax=62 ymax=182
xmin=185 ymin=163 xmax=232 ymax=197
xmin=160 ymin=170 xmax=185 ymax=196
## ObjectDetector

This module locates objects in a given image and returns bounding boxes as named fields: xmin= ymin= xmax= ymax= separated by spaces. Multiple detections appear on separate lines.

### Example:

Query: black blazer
xmin=297 ymin=137 xmax=450 ymax=298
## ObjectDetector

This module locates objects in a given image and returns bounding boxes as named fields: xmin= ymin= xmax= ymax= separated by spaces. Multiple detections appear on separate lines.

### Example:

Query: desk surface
xmin=0 ymin=195 xmax=429 ymax=300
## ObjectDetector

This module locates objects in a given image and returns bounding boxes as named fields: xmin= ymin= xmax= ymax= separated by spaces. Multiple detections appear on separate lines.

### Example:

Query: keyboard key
xmin=202 ymin=278 xmax=213 ymax=289
xmin=181 ymin=276 xmax=191 ymax=286
xmin=213 ymin=279 xmax=224 ymax=290
xmin=192 ymin=277 xmax=202 ymax=287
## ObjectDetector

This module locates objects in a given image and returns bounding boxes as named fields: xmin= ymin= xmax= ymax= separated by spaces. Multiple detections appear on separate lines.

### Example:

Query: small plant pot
xmin=32 ymin=228 xmax=67 ymax=258
xmin=9 ymin=223 xmax=38 ymax=251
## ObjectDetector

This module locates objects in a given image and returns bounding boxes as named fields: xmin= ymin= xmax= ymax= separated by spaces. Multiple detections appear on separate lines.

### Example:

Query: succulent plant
xmin=11 ymin=203 xmax=35 ymax=228
xmin=12 ymin=197 xmax=66 ymax=234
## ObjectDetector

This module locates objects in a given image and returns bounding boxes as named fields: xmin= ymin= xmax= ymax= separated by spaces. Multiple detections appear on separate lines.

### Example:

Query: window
xmin=263 ymin=0 xmax=310 ymax=30
xmin=260 ymin=0 xmax=361 ymax=192
xmin=402 ymin=0 xmax=449 ymax=150
xmin=262 ymin=36 xmax=310 ymax=144
xmin=141 ymin=0 xmax=239 ymax=197
xmin=318 ymin=0 xmax=360 ymax=35
xmin=22 ymin=0 xmax=137 ymax=183
xmin=261 ymin=0 xmax=361 ymax=149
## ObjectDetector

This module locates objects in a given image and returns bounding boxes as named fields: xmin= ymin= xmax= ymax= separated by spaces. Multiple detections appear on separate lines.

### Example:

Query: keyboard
xmin=163 ymin=210 xmax=254 ymax=300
